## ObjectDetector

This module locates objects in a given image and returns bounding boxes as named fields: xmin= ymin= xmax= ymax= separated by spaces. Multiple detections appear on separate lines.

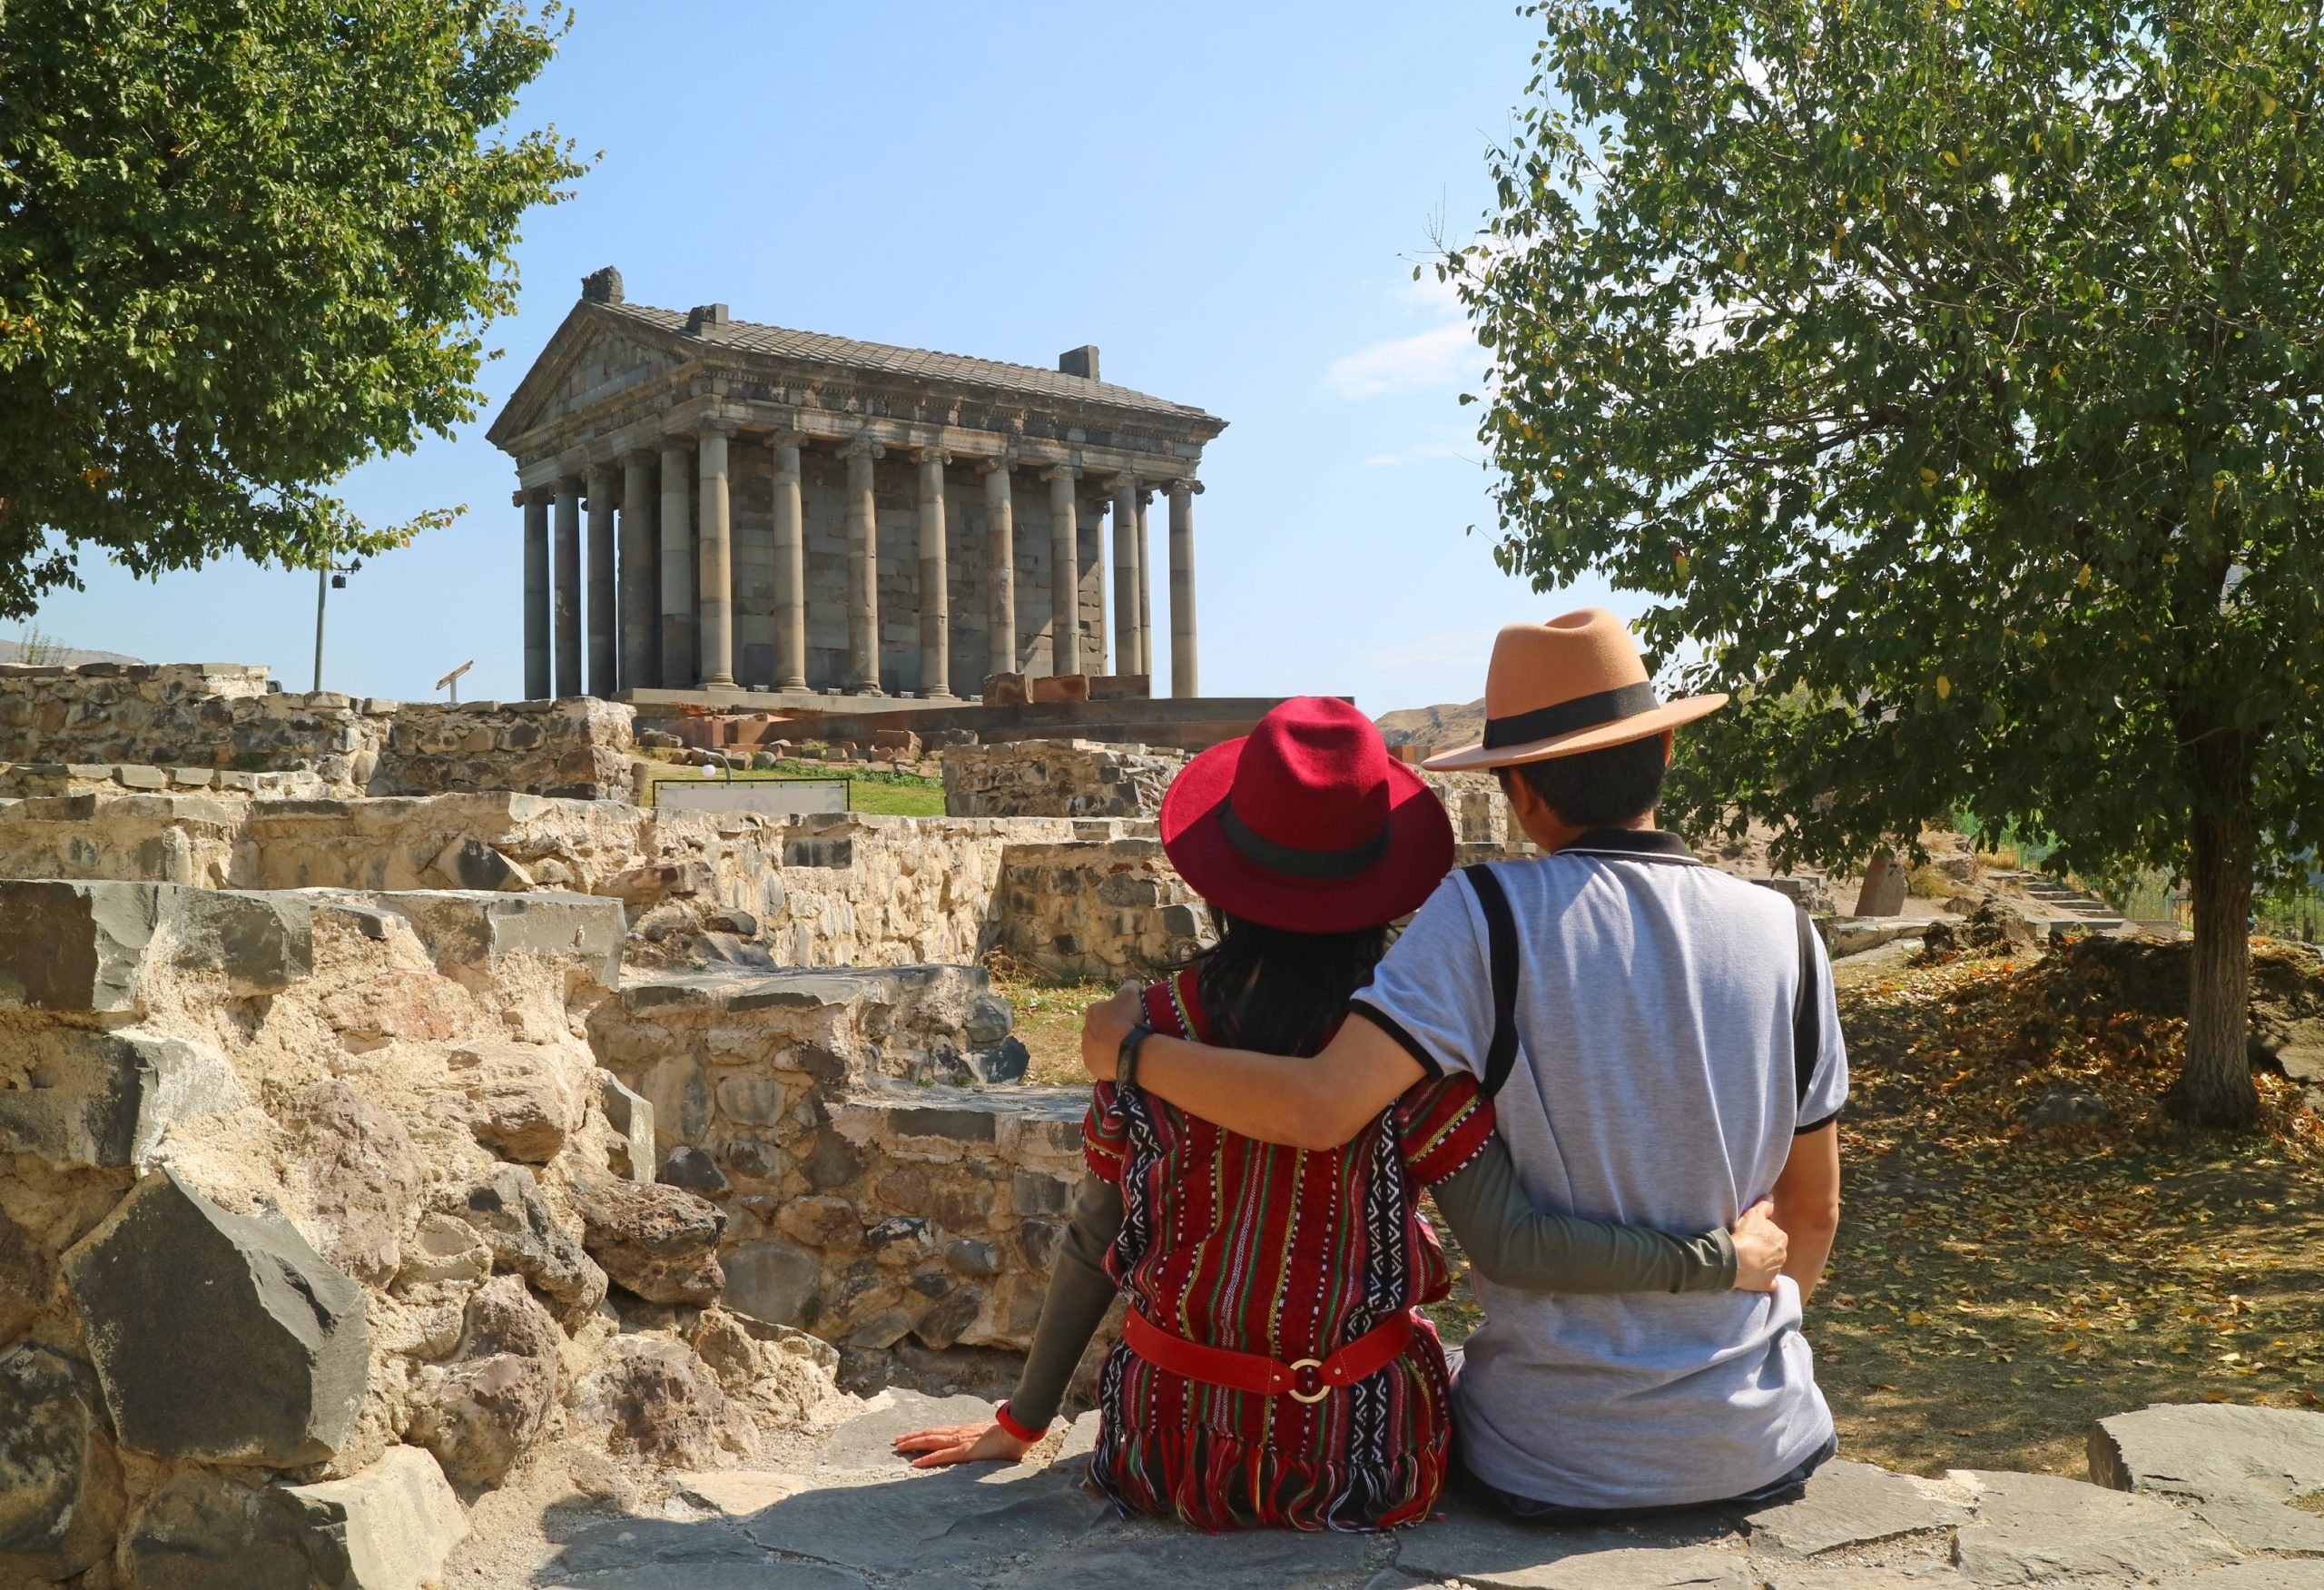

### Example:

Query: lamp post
xmin=311 ymin=557 xmax=363 ymax=692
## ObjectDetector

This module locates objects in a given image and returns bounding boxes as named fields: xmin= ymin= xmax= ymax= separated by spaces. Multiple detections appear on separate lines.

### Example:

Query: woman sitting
xmin=896 ymin=697 xmax=1785 ymax=1532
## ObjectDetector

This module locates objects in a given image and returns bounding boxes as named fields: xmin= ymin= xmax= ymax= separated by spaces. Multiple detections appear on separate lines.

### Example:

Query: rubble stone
xmin=569 ymin=1169 xmax=728 ymax=1305
xmin=285 ymin=1078 xmax=423 ymax=1285
xmin=0 ymin=1345 xmax=123 ymax=1581
xmin=443 ymin=1164 xmax=606 ymax=1315
xmin=451 ymin=1040 xmax=583 ymax=1163
xmin=65 ymin=1169 xmax=369 ymax=1466
xmin=576 ymin=1336 xmax=754 ymax=1467
xmin=405 ymin=1277 xmax=562 ymax=1486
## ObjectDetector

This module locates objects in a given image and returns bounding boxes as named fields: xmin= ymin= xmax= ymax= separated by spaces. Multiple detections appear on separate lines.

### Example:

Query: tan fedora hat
xmin=1422 ymin=607 xmax=1728 ymax=772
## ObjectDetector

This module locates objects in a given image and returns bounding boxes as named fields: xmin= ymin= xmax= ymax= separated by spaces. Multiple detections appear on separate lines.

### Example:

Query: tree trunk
xmin=2169 ymin=730 xmax=2262 ymax=1129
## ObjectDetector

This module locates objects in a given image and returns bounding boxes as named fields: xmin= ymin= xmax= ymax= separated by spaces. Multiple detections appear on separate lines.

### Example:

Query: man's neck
xmin=1523 ymin=810 xmax=1658 ymax=854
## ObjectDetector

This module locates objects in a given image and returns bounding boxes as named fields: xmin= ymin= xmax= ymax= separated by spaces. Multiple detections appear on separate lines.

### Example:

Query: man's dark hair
xmin=1498 ymin=734 xmax=1669 ymax=828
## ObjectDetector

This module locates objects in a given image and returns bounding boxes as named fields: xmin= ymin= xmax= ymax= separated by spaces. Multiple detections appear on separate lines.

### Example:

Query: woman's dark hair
xmin=1191 ymin=910 xmax=1392 ymax=1059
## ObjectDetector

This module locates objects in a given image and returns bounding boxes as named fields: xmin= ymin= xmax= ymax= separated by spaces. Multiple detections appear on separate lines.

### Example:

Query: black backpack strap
xmin=1792 ymin=905 xmax=1821 ymax=1113
xmin=1462 ymin=864 xmax=1521 ymax=1101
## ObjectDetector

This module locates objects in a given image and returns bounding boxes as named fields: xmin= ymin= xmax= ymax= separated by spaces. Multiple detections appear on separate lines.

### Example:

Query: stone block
xmin=982 ymin=672 xmax=1029 ymax=705
xmin=0 ymin=1346 xmax=123 ymax=1582
xmin=1029 ymin=674 xmax=1090 ymax=704
xmin=717 ymin=1072 xmax=789 ymax=1126
xmin=662 ymin=1143 xmax=731 ymax=1195
xmin=570 ymin=1169 xmax=727 ymax=1305
xmin=353 ymin=889 xmax=625 ymax=988
xmin=1397 ymin=1506 xmax=1751 ymax=1588
xmin=888 ymin=1103 xmax=1000 ymax=1143
xmin=724 ymin=1238 xmax=822 ymax=1328
xmin=65 ymin=1169 xmax=369 ymax=1466
xmin=775 ymin=1195 xmax=862 ymax=1249
xmin=2090 ymin=1402 xmax=2324 ymax=1555
xmin=0 ymin=1028 xmax=245 ymax=1170
xmin=123 ymin=1467 xmax=313 ymax=1590
xmin=1950 ymin=1468 xmax=2241 ymax=1585
xmin=1743 ymin=1459 xmax=1968 ymax=1555
xmin=1854 ymin=847 xmax=1908 ymax=917
xmin=1013 ymin=1170 xmax=1074 ymax=1217
xmin=599 ymin=1069 xmax=657 ymax=1183
xmin=116 ymin=763 xmax=170 ymax=789
xmin=272 ymin=1444 xmax=469 ymax=1590
xmin=0 ymin=878 xmax=163 ymax=1011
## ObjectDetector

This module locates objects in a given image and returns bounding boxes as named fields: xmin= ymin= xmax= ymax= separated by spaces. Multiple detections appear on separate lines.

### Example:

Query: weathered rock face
xmin=441 ymin=1165 xmax=607 ymax=1317
xmin=285 ymin=1078 xmax=423 ymax=1285
xmin=0 ymin=1345 xmax=123 ymax=1581
xmin=575 ymin=1336 xmax=754 ymax=1468
xmin=568 ymin=1170 xmax=727 ymax=1305
xmin=65 ymin=1170 xmax=370 ymax=1467
xmin=0 ymin=659 xmax=636 ymax=798
xmin=452 ymin=1041 xmax=584 ymax=1163
xmin=404 ymin=1277 xmax=562 ymax=1486
xmin=941 ymin=738 xmax=1188 ymax=817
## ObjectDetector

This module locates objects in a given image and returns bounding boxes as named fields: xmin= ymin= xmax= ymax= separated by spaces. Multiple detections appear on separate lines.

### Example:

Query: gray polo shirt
xmin=1350 ymin=827 xmax=1846 ymax=1510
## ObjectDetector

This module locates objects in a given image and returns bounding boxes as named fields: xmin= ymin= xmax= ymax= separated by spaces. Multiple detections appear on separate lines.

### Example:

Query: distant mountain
xmin=0 ymin=637 xmax=143 ymax=667
xmin=1375 ymin=698 xmax=1485 ymax=760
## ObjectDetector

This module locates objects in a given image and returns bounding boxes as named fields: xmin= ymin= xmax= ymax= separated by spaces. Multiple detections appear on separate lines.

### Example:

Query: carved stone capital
xmin=1167 ymin=476 xmax=1203 ymax=498
xmin=912 ymin=447 xmax=952 ymax=468
xmin=838 ymin=438 xmax=886 ymax=462
xmin=973 ymin=449 xmax=1018 ymax=475
xmin=1042 ymin=464 xmax=1078 ymax=484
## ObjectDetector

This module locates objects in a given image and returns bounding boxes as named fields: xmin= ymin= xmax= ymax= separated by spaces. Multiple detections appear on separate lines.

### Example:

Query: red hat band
xmin=1216 ymin=706 xmax=1393 ymax=882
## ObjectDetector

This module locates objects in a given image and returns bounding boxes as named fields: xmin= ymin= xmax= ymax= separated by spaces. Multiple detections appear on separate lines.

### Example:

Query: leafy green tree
xmin=0 ymin=0 xmax=586 ymax=613
xmin=1452 ymin=0 xmax=2324 ymax=1126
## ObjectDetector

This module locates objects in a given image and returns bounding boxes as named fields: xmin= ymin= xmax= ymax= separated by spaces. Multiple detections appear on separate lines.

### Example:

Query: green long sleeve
xmin=1431 ymin=1131 xmax=1737 ymax=1293
xmin=1005 ymin=1170 xmax=1125 ymax=1430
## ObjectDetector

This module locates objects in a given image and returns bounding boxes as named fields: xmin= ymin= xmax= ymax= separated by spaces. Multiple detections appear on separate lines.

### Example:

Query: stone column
xmin=1111 ymin=473 xmax=1139 ymax=681
xmin=980 ymin=459 xmax=1016 ymax=679
xmin=586 ymin=467 xmax=617 ymax=697
xmin=1044 ymin=466 xmax=1079 ymax=676
xmin=696 ymin=422 xmax=736 ymax=690
xmin=842 ymin=439 xmax=885 ymax=694
xmin=620 ymin=450 xmax=656 ymax=689
xmin=553 ymin=481 xmax=582 ymax=698
xmin=772 ymin=436 xmax=808 ymax=691
xmin=522 ymin=491 xmax=550 ymax=699
xmin=1135 ymin=486 xmax=1154 ymax=684
xmin=658 ymin=439 xmax=694 ymax=686
xmin=1169 ymin=479 xmax=1199 ymax=697
xmin=914 ymin=449 xmax=953 ymax=698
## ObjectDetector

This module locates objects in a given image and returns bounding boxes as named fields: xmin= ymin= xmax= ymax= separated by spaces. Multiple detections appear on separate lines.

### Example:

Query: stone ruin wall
xmin=0 ymin=661 xmax=636 ymax=801
xmin=0 ymin=880 xmax=858 ymax=1586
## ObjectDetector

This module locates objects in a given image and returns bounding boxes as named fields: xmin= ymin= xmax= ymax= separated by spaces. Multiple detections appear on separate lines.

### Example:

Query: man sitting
xmin=1081 ymin=608 xmax=1846 ymax=1516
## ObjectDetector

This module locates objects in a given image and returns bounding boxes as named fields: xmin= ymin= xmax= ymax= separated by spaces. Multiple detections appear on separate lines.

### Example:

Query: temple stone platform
xmin=519 ymin=1394 xmax=2324 ymax=1588
xmin=639 ymin=693 xmax=1300 ymax=754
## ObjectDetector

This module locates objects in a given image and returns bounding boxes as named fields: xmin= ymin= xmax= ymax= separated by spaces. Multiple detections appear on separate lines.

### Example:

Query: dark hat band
xmin=1482 ymin=680 xmax=1660 ymax=750
xmin=1219 ymin=797 xmax=1391 ymax=880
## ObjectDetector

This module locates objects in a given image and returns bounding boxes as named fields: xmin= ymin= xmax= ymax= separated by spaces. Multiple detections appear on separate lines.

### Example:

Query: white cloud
xmin=1325 ymin=321 xmax=1477 ymax=399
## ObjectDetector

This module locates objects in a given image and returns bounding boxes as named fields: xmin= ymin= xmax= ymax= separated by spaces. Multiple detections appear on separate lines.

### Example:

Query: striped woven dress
xmin=1083 ymin=967 xmax=1494 ymax=1532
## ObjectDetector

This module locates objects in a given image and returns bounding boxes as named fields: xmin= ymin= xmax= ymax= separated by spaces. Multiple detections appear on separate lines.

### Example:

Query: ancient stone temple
xmin=487 ymin=268 xmax=1227 ymax=705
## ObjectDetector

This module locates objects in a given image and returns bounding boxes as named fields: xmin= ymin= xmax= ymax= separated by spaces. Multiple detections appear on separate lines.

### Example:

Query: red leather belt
xmin=1123 ymin=1308 xmax=1417 ymax=1405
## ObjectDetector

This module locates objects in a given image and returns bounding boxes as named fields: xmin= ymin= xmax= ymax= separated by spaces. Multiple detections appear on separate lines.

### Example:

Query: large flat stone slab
xmin=1396 ymin=1504 xmax=1751 ymax=1589
xmin=992 ymin=1513 xmax=1387 ymax=1590
xmin=1744 ymin=1459 xmax=1969 ymax=1555
xmin=1950 ymin=1469 xmax=2243 ymax=1585
xmin=812 ymin=1389 xmax=1000 ymax=1472
xmin=2154 ymin=1565 xmax=2324 ymax=1589
xmin=2091 ymin=1402 xmax=2324 ymax=1503
xmin=1764 ymin=1569 xmax=1974 ymax=1589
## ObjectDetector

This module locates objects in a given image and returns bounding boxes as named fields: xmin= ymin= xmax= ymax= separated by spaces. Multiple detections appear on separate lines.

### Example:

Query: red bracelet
xmin=993 ymin=1401 xmax=1047 ymax=1443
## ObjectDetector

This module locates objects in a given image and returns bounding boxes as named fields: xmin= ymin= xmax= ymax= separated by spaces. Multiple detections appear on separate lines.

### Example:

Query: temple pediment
xmin=486 ymin=304 xmax=692 ymax=451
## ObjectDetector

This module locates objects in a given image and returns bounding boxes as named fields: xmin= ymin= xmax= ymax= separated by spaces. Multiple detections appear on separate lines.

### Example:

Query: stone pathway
xmin=527 ymin=1395 xmax=2324 ymax=1589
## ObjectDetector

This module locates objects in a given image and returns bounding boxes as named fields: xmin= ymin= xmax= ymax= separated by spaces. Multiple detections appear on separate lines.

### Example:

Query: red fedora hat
xmin=1161 ymin=696 xmax=1455 ymax=933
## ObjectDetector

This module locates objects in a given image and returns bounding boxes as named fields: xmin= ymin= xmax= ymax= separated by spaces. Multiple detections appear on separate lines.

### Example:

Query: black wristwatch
xmin=1118 ymin=1022 xmax=1156 ymax=1091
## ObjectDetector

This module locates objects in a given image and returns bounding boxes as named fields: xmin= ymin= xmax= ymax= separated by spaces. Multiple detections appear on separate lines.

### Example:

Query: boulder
xmin=65 ymin=1170 xmax=369 ymax=1466
xmin=404 ymin=1276 xmax=561 ymax=1486
xmin=661 ymin=1143 xmax=731 ymax=1196
xmin=575 ymin=1336 xmax=754 ymax=1467
xmin=568 ymin=1170 xmax=727 ymax=1305
xmin=0 ymin=1346 xmax=123 ymax=1581
xmin=122 ymin=1467 xmax=311 ymax=1590
xmin=273 ymin=1444 xmax=469 ymax=1590
xmin=0 ymin=1028 xmax=245 ymax=1170
xmin=1853 ymin=848 xmax=1908 ymax=917
xmin=285 ymin=1078 xmax=422 ymax=1284
xmin=450 ymin=1041 xmax=582 ymax=1163
xmin=443 ymin=1165 xmax=606 ymax=1315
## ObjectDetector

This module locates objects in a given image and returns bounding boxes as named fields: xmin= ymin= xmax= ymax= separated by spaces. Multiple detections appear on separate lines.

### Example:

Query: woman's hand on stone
xmin=1728 ymin=1200 xmax=1789 ymax=1292
xmin=891 ymin=1419 xmax=1035 ymax=1468
xmin=1078 ymin=982 xmax=1143 ymax=1081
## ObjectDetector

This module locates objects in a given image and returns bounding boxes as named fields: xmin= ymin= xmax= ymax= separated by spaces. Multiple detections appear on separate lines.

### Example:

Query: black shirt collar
xmin=1557 ymin=827 xmax=1703 ymax=864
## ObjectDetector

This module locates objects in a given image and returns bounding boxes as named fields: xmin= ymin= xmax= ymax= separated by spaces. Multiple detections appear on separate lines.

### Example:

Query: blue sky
xmin=29 ymin=1 xmax=1630 ymax=716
